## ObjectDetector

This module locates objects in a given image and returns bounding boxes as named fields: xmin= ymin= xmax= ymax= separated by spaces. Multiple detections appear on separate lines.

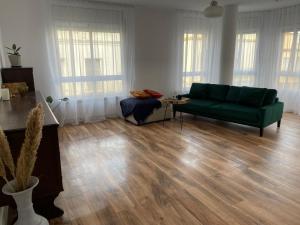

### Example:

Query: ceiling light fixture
xmin=204 ymin=0 xmax=224 ymax=18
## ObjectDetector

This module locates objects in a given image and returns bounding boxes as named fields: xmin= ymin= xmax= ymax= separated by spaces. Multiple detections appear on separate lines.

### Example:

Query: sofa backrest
xmin=189 ymin=83 xmax=230 ymax=101
xmin=189 ymin=83 xmax=278 ymax=107
xmin=263 ymin=89 xmax=278 ymax=105
xmin=207 ymin=84 xmax=230 ymax=101
xmin=226 ymin=86 xmax=242 ymax=103
xmin=238 ymin=87 xmax=268 ymax=107
xmin=189 ymin=83 xmax=209 ymax=99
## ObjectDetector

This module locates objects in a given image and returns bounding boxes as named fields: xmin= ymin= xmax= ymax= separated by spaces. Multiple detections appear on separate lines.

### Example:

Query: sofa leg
xmin=173 ymin=110 xmax=176 ymax=118
xmin=260 ymin=128 xmax=264 ymax=137
xmin=277 ymin=120 xmax=281 ymax=128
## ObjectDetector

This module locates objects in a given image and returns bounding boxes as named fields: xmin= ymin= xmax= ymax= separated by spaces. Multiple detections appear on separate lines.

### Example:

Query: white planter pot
xmin=8 ymin=54 xmax=21 ymax=67
xmin=2 ymin=176 xmax=49 ymax=225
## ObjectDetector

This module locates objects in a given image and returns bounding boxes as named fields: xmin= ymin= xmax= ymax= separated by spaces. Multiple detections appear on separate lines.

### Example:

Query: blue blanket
xmin=120 ymin=98 xmax=162 ymax=124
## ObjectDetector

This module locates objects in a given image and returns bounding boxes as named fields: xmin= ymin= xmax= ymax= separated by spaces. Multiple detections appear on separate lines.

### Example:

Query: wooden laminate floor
xmin=50 ymin=113 xmax=300 ymax=225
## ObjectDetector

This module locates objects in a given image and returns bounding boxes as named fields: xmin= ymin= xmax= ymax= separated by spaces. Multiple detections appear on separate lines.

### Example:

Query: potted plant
xmin=0 ymin=104 xmax=49 ymax=225
xmin=6 ymin=44 xmax=22 ymax=67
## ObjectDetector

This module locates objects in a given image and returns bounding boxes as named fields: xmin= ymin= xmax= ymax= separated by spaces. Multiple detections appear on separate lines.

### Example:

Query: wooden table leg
xmin=180 ymin=112 xmax=183 ymax=131
xmin=34 ymin=194 xmax=64 ymax=220
xmin=163 ymin=103 xmax=169 ymax=127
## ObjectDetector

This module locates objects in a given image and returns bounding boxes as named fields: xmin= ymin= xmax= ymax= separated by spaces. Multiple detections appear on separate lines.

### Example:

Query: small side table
xmin=160 ymin=98 xmax=189 ymax=130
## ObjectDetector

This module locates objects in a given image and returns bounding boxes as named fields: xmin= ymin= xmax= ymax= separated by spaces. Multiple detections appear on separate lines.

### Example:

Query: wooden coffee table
xmin=160 ymin=98 xmax=189 ymax=130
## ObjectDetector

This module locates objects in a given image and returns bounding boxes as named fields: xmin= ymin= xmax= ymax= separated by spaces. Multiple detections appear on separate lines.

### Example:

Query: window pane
xmin=183 ymin=33 xmax=204 ymax=73
xmin=278 ymin=76 xmax=300 ymax=89
xmin=61 ymin=80 xmax=123 ymax=97
xmin=183 ymin=33 xmax=205 ymax=90
xmin=182 ymin=76 xmax=202 ymax=90
xmin=96 ymin=80 xmax=123 ymax=94
xmin=56 ymin=29 xmax=123 ymax=97
xmin=195 ymin=34 xmax=204 ymax=72
xmin=278 ymin=31 xmax=300 ymax=89
xmin=183 ymin=33 xmax=194 ymax=73
xmin=72 ymin=31 xmax=91 ymax=77
xmin=57 ymin=30 xmax=72 ymax=77
xmin=92 ymin=32 xmax=122 ymax=76
xmin=85 ymin=58 xmax=103 ymax=75
xmin=233 ymin=33 xmax=257 ymax=86
xmin=233 ymin=75 xmax=255 ymax=87
xmin=280 ymin=32 xmax=294 ymax=72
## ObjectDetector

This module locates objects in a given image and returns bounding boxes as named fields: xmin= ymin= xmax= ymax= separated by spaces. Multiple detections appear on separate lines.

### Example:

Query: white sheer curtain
xmin=0 ymin=27 xmax=5 ymax=70
xmin=235 ymin=5 xmax=300 ymax=114
xmin=175 ymin=11 xmax=222 ymax=93
xmin=0 ymin=26 xmax=8 ymax=225
xmin=45 ymin=0 xmax=135 ymax=125
xmin=233 ymin=13 xmax=262 ymax=86
xmin=275 ymin=6 xmax=300 ymax=114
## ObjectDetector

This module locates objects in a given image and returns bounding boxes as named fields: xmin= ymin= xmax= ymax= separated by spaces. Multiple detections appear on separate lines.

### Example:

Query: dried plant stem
xmin=0 ymin=104 xmax=44 ymax=192
xmin=0 ymin=158 xmax=7 ymax=181
xmin=0 ymin=158 xmax=14 ymax=191
xmin=15 ymin=104 xmax=44 ymax=191
xmin=0 ymin=129 xmax=15 ymax=178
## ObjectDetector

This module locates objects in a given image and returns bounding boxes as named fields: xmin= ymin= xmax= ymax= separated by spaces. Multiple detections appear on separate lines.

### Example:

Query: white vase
xmin=8 ymin=54 xmax=21 ymax=67
xmin=2 ymin=176 xmax=49 ymax=225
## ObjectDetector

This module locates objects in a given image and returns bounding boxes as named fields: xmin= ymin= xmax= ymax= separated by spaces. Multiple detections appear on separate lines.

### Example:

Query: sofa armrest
xmin=260 ymin=102 xmax=284 ymax=128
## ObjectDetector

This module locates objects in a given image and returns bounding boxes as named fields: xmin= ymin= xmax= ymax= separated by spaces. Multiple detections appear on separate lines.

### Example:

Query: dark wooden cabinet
xmin=0 ymin=92 xmax=64 ymax=219
xmin=1 ymin=67 xmax=35 ymax=91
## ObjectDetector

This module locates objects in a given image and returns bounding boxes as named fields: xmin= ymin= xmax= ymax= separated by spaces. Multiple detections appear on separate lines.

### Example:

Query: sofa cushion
xmin=238 ymin=87 xmax=267 ymax=107
xmin=130 ymin=90 xmax=151 ymax=99
xmin=189 ymin=83 xmax=208 ymax=99
xmin=207 ymin=84 xmax=230 ymax=101
xmin=263 ymin=89 xmax=277 ymax=106
xmin=211 ymin=103 xmax=261 ymax=123
xmin=174 ymin=99 xmax=220 ymax=114
xmin=226 ymin=86 xmax=242 ymax=103
xmin=143 ymin=89 xmax=163 ymax=99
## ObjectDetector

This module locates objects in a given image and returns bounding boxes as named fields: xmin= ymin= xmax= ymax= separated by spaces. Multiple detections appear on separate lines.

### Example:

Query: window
xmin=56 ymin=29 xmax=123 ymax=97
xmin=278 ymin=31 xmax=300 ymax=89
xmin=233 ymin=33 xmax=257 ymax=86
xmin=85 ymin=58 xmax=104 ymax=76
xmin=182 ymin=33 xmax=206 ymax=90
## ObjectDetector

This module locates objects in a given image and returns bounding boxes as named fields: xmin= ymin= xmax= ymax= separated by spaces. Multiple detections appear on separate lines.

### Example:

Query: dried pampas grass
xmin=0 ymin=129 xmax=15 ymax=178
xmin=0 ymin=158 xmax=8 ymax=183
xmin=16 ymin=103 xmax=44 ymax=191
xmin=0 ymin=103 xmax=44 ymax=192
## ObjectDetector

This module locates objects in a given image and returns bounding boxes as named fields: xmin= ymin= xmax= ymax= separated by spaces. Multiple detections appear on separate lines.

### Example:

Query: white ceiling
xmin=94 ymin=0 xmax=300 ymax=12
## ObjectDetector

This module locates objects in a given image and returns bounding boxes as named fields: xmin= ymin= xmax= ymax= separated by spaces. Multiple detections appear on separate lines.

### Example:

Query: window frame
xmin=277 ymin=28 xmax=300 ymax=89
xmin=55 ymin=25 xmax=124 ymax=96
xmin=233 ymin=30 xmax=259 ymax=86
xmin=182 ymin=31 xmax=208 ymax=90
xmin=279 ymin=29 xmax=300 ymax=76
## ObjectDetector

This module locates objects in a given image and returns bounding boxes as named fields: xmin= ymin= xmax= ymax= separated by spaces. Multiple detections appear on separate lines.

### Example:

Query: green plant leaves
xmin=61 ymin=97 xmax=69 ymax=102
xmin=5 ymin=44 xmax=21 ymax=56
xmin=46 ymin=96 xmax=54 ymax=104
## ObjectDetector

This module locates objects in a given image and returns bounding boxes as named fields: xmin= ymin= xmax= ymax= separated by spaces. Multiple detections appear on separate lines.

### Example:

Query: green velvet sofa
xmin=174 ymin=83 xmax=284 ymax=136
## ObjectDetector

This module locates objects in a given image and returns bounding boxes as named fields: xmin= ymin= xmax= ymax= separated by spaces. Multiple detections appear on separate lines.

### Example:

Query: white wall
xmin=0 ymin=0 xmax=53 ymax=96
xmin=0 ymin=1 xmax=178 ymax=97
xmin=134 ymin=7 xmax=177 ymax=96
